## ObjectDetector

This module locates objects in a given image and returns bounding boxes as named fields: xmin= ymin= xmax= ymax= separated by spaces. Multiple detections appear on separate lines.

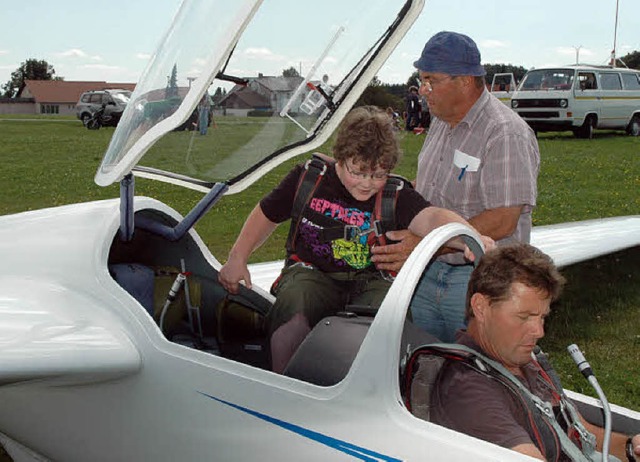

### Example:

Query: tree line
xmin=4 ymin=52 xmax=640 ymax=102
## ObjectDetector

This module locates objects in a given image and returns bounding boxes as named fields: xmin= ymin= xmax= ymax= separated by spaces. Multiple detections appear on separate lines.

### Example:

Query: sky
xmin=1 ymin=0 xmax=639 ymax=89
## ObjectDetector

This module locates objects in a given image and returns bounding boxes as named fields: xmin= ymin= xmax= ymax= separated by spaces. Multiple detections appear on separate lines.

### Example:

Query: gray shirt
xmin=430 ymin=332 xmax=557 ymax=452
xmin=416 ymin=89 xmax=539 ymax=262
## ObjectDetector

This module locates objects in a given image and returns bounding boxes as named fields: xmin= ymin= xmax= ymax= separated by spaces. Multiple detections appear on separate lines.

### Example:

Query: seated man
xmin=218 ymin=105 xmax=490 ymax=374
xmin=429 ymin=244 xmax=640 ymax=461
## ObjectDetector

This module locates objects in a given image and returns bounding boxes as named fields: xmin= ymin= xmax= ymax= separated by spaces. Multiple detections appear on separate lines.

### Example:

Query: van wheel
xmin=627 ymin=115 xmax=640 ymax=136
xmin=574 ymin=116 xmax=594 ymax=139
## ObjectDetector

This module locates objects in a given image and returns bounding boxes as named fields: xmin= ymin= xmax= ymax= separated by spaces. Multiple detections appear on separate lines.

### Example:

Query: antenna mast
xmin=610 ymin=0 xmax=619 ymax=66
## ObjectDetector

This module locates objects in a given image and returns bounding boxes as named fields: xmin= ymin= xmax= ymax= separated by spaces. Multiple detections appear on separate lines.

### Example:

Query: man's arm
xmin=370 ymin=207 xmax=495 ymax=271
xmin=511 ymin=443 xmax=545 ymax=460
xmin=218 ymin=204 xmax=278 ymax=294
xmin=467 ymin=206 xmax=523 ymax=241
xmin=580 ymin=417 xmax=640 ymax=462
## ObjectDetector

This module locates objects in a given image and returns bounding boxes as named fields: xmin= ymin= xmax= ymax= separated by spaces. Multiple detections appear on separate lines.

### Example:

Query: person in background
xmin=198 ymin=93 xmax=211 ymax=135
xmin=428 ymin=243 xmax=640 ymax=462
xmin=371 ymin=31 xmax=540 ymax=342
xmin=405 ymin=85 xmax=421 ymax=131
xmin=218 ymin=105 xmax=492 ymax=373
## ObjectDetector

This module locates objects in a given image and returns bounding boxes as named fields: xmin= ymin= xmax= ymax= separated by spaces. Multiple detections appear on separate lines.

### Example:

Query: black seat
xmin=283 ymin=314 xmax=439 ymax=386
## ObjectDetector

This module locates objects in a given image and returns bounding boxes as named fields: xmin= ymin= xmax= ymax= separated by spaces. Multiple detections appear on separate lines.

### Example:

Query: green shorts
xmin=266 ymin=263 xmax=391 ymax=335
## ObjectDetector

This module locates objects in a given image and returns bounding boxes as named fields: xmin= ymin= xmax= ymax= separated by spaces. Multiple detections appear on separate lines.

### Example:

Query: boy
xmin=219 ymin=105 xmax=488 ymax=373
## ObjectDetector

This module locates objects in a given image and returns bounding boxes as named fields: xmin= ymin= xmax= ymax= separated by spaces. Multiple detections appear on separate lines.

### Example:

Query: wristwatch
xmin=627 ymin=437 xmax=636 ymax=462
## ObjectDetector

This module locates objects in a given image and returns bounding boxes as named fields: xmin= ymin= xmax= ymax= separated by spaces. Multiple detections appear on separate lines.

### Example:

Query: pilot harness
xmin=402 ymin=343 xmax=607 ymax=462
xmin=285 ymin=154 xmax=405 ymax=271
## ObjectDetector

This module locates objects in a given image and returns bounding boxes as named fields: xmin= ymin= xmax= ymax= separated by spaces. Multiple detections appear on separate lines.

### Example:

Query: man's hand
xmin=218 ymin=258 xmax=252 ymax=294
xmin=631 ymin=434 xmax=640 ymax=461
xmin=370 ymin=229 xmax=422 ymax=272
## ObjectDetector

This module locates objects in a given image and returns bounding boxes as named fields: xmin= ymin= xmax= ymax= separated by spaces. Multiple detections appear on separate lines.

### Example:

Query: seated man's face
xmin=476 ymin=282 xmax=550 ymax=372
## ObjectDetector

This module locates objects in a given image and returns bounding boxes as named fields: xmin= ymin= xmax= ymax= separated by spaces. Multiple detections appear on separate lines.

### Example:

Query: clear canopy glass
xmin=96 ymin=0 xmax=420 ymax=193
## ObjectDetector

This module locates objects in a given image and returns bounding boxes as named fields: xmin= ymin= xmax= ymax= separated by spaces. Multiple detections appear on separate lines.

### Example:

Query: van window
xmin=621 ymin=73 xmax=640 ymax=90
xmin=520 ymin=68 xmax=574 ymax=91
xmin=600 ymin=73 xmax=622 ymax=90
xmin=578 ymin=72 xmax=597 ymax=90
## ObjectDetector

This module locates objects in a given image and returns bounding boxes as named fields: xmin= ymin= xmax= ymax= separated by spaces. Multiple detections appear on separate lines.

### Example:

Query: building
xmin=219 ymin=74 xmax=304 ymax=116
xmin=0 ymin=80 xmax=136 ymax=116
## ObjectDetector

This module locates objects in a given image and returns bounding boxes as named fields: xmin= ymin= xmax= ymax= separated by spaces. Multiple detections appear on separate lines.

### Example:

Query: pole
xmin=611 ymin=0 xmax=619 ymax=66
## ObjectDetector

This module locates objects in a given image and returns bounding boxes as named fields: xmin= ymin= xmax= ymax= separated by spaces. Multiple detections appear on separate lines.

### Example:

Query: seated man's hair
xmin=465 ymin=243 xmax=565 ymax=320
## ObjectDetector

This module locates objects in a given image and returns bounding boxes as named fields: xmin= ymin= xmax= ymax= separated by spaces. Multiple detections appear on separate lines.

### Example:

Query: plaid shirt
xmin=416 ymin=89 xmax=539 ymax=262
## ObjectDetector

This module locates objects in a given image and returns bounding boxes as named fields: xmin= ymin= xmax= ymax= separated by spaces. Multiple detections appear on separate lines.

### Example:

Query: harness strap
xmin=405 ymin=343 xmax=598 ymax=462
xmin=375 ymin=175 xmax=403 ymax=245
xmin=286 ymin=154 xmax=329 ymax=254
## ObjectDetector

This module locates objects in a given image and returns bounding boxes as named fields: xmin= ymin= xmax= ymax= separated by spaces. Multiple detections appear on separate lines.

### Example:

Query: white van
xmin=510 ymin=65 xmax=640 ymax=138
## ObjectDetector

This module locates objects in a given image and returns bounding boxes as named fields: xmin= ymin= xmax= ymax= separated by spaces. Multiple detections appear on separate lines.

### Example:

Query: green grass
xmin=1 ymin=115 xmax=639 ymax=411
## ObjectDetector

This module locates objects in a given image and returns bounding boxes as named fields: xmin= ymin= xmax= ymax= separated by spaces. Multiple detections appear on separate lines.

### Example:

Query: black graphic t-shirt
xmin=260 ymin=161 xmax=430 ymax=273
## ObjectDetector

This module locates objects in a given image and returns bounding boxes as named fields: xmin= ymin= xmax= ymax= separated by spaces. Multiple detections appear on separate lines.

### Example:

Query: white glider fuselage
xmin=0 ymin=199 xmax=530 ymax=461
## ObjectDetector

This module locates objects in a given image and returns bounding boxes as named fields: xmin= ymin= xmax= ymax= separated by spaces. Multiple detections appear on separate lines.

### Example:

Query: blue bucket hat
xmin=413 ymin=31 xmax=486 ymax=76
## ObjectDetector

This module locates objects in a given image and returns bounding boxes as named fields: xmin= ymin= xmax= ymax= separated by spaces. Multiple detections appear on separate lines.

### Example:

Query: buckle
xmin=373 ymin=220 xmax=384 ymax=236
xmin=344 ymin=225 xmax=360 ymax=241
xmin=304 ymin=158 xmax=327 ymax=176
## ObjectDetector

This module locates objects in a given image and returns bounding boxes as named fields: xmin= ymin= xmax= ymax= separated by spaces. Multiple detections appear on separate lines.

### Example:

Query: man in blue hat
xmin=371 ymin=31 xmax=540 ymax=342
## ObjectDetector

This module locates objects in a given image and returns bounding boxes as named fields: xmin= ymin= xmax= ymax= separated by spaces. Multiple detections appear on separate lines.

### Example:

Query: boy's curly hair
xmin=332 ymin=105 xmax=401 ymax=171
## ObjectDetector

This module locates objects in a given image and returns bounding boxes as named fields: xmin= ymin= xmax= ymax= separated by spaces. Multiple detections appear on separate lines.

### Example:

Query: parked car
xmin=75 ymin=89 xmax=132 ymax=127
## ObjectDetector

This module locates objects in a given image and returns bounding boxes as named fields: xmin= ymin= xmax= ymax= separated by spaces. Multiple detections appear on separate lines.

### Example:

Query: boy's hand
xmin=218 ymin=258 xmax=252 ymax=294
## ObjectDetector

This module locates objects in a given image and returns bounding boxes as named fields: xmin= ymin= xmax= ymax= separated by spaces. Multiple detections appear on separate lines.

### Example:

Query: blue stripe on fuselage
xmin=198 ymin=392 xmax=402 ymax=461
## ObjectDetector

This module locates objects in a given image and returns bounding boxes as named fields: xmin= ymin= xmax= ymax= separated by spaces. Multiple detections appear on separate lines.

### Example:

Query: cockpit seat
xmin=283 ymin=313 xmax=438 ymax=386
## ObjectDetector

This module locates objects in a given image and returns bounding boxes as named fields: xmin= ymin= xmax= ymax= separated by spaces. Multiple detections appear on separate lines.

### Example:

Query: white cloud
xmin=136 ymin=53 xmax=151 ymax=60
xmin=244 ymin=47 xmax=272 ymax=57
xmin=0 ymin=50 xmax=9 ymax=56
xmin=57 ymin=48 xmax=88 ymax=58
xmin=90 ymin=55 xmax=102 ymax=61
xmin=481 ymin=40 xmax=508 ymax=49
xmin=556 ymin=46 xmax=594 ymax=57
xmin=82 ymin=63 xmax=122 ymax=71
xmin=243 ymin=47 xmax=285 ymax=62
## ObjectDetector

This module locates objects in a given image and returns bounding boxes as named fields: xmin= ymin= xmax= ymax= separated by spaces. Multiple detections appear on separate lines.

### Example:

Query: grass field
xmin=0 ymin=114 xmax=639 ymax=410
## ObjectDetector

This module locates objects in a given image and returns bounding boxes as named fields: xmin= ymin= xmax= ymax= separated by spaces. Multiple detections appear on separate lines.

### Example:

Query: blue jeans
xmin=198 ymin=107 xmax=209 ymax=135
xmin=409 ymin=261 xmax=473 ymax=342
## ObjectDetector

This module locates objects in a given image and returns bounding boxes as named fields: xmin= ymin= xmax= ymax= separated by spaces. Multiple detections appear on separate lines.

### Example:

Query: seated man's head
xmin=464 ymin=244 xmax=565 ymax=372
xmin=333 ymin=105 xmax=401 ymax=201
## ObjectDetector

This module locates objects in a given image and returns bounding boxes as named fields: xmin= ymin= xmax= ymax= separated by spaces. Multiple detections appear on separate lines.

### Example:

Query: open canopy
xmin=95 ymin=0 xmax=423 ymax=194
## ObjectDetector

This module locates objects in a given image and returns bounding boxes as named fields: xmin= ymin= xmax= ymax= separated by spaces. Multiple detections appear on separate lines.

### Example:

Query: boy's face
xmin=336 ymin=158 xmax=389 ymax=202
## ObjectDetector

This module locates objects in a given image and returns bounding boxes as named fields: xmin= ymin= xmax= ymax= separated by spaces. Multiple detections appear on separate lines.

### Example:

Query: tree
xmin=212 ymin=86 xmax=224 ymax=105
xmin=2 ymin=59 xmax=58 ymax=98
xmin=406 ymin=71 xmax=420 ymax=89
xmin=165 ymin=64 xmax=179 ymax=99
xmin=483 ymin=64 xmax=528 ymax=86
xmin=282 ymin=66 xmax=300 ymax=78
xmin=355 ymin=76 xmax=403 ymax=110
xmin=618 ymin=50 xmax=640 ymax=70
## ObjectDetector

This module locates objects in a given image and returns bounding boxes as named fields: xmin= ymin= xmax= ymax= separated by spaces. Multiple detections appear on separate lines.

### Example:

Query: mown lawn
xmin=0 ymin=115 xmax=639 ymax=410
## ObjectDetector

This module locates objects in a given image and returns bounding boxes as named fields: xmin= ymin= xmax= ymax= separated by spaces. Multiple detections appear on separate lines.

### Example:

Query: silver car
xmin=75 ymin=89 xmax=132 ymax=127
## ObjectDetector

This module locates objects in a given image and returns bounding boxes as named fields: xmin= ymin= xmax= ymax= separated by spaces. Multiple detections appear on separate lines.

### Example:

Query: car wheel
xmin=627 ymin=115 xmax=640 ymax=137
xmin=81 ymin=113 xmax=92 ymax=126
